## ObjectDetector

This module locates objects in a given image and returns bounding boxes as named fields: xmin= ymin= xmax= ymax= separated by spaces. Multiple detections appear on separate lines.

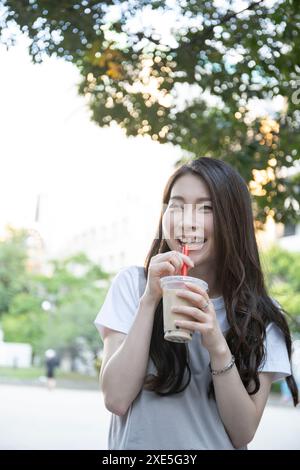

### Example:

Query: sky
xmin=0 ymin=34 xmax=180 ymax=256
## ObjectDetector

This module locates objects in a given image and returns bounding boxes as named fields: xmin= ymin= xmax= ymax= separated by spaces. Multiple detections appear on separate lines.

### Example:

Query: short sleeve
xmin=94 ymin=266 xmax=140 ymax=340
xmin=259 ymin=322 xmax=292 ymax=382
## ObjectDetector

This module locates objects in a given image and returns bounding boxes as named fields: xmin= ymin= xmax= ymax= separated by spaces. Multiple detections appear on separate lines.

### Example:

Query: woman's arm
xmin=100 ymin=293 xmax=158 ymax=416
xmin=210 ymin=345 xmax=274 ymax=448
xmin=173 ymin=282 xmax=274 ymax=449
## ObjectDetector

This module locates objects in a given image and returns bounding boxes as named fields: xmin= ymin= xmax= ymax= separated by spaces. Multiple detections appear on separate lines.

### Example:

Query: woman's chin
xmin=188 ymin=243 xmax=210 ymax=264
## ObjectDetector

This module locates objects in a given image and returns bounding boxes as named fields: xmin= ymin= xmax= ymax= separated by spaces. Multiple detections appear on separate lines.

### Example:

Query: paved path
xmin=0 ymin=384 xmax=299 ymax=450
xmin=248 ymin=402 xmax=300 ymax=450
xmin=0 ymin=384 xmax=110 ymax=450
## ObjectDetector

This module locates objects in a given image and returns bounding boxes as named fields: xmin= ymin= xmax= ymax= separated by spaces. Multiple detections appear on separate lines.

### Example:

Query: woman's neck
xmin=187 ymin=265 xmax=222 ymax=299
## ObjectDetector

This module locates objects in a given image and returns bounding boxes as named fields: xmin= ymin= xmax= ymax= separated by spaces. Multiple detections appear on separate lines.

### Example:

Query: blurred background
xmin=0 ymin=0 xmax=299 ymax=450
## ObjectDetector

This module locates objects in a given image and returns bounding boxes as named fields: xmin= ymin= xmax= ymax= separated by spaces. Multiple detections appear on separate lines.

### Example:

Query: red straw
xmin=181 ymin=244 xmax=189 ymax=276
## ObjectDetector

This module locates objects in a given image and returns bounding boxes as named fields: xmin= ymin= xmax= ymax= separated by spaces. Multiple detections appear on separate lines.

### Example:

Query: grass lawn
xmin=0 ymin=366 xmax=98 ymax=383
xmin=0 ymin=367 xmax=281 ymax=394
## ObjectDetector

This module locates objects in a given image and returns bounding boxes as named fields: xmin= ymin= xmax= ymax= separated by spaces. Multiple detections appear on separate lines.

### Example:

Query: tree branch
xmin=182 ymin=0 xmax=266 ymax=48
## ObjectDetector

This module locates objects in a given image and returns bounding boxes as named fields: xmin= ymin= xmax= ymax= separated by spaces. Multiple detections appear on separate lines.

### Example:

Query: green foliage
xmin=34 ymin=252 xmax=109 ymax=307
xmin=2 ymin=290 xmax=46 ymax=352
xmin=0 ymin=227 xmax=28 ymax=315
xmin=2 ymin=310 xmax=48 ymax=351
xmin=31 ymin=254 xmax=109 ymax=355
xmin=0 ymin=229 xmax=109 ymax=357
xmin=1 ymin=1 xmax=300 ymax=223
xmin=0 ymin=366 xmax=98 ymax=383
xmin=262 ymin=245 xmax=300 ymax=329
xmin=9 ymin=292 xmax=42 ymax=316
xmin=38 ymin=289 xmax=107 ymax=356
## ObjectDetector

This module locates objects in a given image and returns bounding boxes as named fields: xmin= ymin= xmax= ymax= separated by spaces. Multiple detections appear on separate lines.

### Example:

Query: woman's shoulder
xmin=94 ymin=266 xmax=145 ymax=336
xmin=113 ymin=265 xmax=144 ymax=281
xmin=270 ymin=296 xmax=282 ymax=309
xmin=265 ymin=297 xmax=285 ymax=332
xmin=110 ymin=265 xmax=145 ymax=293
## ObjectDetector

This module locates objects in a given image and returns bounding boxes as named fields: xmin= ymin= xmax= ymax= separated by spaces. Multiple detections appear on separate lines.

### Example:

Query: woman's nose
xmin=183 ymin=205 xmax=204 ymax=232
xmin=175 ymin=223 xmax=205 ymax=239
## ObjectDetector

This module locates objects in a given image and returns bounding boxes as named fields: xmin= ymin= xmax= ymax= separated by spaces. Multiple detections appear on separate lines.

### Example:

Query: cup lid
xmin=160 ymin=275 xmax=208 ymax=291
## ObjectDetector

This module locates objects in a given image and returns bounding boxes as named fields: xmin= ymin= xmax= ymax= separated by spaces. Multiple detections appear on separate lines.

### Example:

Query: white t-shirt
xmin=94 ymin=265 xmax=291 ymax=382
xmin=94 ymin=265 xmax=292 ymax=450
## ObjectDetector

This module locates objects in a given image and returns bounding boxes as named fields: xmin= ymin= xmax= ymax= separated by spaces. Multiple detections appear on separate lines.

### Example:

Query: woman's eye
xmin=169 ymin=204 xmax=212 ymax=211
xmin=197 ymin=205 xmax=212 ymax=211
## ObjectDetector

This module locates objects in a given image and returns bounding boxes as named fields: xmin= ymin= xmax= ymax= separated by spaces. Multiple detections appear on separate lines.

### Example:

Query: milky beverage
xmin=160 ymin=275 xmax=208 ymax=343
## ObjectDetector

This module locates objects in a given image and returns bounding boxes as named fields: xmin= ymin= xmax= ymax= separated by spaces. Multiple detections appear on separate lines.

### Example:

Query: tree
xmin=0 ymin=227 xmax=48 ymax=353
xmin=34 ymin=252 xmax=109 ymax=308
xmin=0 ymin=227 xmax=28 ymax=316
xmin=262 ymin=245 xmax=300 ymax=332
xmin=34 ymin=252 xmax=110 ymax=356
xmin=1 ymin=0 xmax=300 ymax=224
xmin=2 ymin=294 xmax=48 ymax=352
xmin=38 ymin=289 xmax=107 ymax=363
xmin=0 ymin=229 xmax=109 ymax=359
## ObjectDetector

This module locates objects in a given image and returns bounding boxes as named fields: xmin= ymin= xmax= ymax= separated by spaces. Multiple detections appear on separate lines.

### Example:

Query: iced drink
xmin=160 ymin=275 xmax=208 ymax=343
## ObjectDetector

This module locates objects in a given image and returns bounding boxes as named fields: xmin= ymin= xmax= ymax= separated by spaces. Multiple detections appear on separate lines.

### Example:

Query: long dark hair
xmin=143 ymin=157 xmax=298 ymax=406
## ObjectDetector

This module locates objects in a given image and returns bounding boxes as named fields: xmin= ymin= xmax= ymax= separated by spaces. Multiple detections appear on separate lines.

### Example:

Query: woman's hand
xmin=143 ymin=251 xmax=194 ymax=306
xmin=171 ymin=282 xmax=227 ymax=355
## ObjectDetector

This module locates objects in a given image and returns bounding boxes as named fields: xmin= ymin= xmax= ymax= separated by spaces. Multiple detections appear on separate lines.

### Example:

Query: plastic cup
xmin=160 ymin=275 xmax=208 ymax=343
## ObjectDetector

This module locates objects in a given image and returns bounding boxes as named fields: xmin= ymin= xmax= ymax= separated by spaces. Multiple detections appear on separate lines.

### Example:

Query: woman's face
xmin=162 ymin=173 xmax=216 ymax=267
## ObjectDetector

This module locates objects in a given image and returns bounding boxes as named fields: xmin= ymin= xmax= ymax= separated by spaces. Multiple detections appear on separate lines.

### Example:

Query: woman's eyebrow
xmin=169 ymin=196 xmax=212 ymax=202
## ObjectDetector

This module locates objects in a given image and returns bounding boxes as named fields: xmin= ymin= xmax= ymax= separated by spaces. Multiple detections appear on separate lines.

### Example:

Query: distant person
xmin=45 ymin=349 xmax=58 ymax=391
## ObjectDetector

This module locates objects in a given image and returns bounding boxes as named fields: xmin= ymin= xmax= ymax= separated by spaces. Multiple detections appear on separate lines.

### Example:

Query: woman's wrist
xmin=210 ymin=355 xmax=235 ymax=376
xmin=140 ymin=291 xmax=160 ymax=310
xmin=209 ymin=341 xmax=232 ymax=371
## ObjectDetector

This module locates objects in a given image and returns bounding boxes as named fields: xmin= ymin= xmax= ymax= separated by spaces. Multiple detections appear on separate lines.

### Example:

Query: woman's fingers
xmin=150 ymin=250 xmax=195 ymax=281
xmin=151 ymin=261 xmax=176 ymax=276
xmin=183 ymin=282 xmax=210 ymax=302
xmin=158 ymin=251 xmax=194 ymax=272
xmin=175 ymin=320 xmax=204 ymax=331
xmin=171 ymin=305 xmax=206 ymax=322
xmin=176 ymin=289 xmax=210 ymax=311
xmin=167 ymin=252 xmax=184 ymax=272
xmin=179 ymin=253 xmax=194 ymax=268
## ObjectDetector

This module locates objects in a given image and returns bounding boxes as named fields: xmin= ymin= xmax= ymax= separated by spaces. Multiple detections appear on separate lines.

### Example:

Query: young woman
xmin=94 ymin=157 xmax=298 ymax=450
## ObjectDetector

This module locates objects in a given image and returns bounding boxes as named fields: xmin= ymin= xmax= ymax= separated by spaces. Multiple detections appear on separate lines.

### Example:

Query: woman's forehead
xmin=170 ymin=174 xmax=210 ymax=200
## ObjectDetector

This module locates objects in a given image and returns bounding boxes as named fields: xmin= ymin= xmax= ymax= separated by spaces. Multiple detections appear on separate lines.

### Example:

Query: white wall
xmin=0 ymin=342 xmax=32 ymax=368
